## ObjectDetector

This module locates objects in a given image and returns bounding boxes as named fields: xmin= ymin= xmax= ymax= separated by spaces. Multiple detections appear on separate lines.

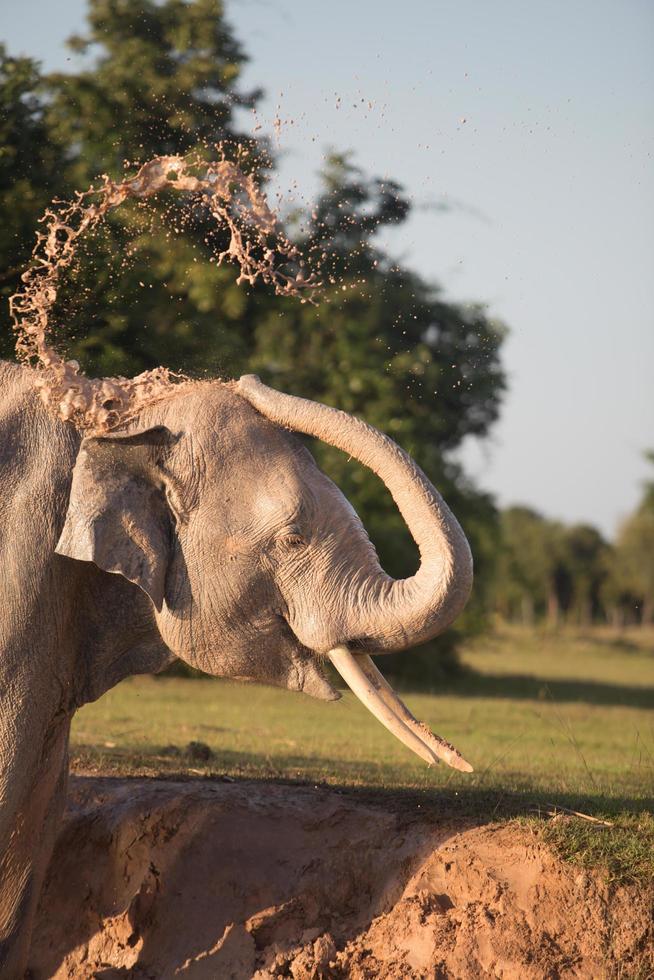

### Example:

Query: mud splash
xmin=9 ymin=150 xmax=318 ymax=433
xmin=30 ymin=778 xmax=653 ymax=979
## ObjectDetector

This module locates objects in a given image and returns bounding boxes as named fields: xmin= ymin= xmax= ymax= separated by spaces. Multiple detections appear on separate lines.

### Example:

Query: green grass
xmin=539 ymin=811 xmax=654 ymax=885
xmin=71 ymin=625 xmax=654 ymax=881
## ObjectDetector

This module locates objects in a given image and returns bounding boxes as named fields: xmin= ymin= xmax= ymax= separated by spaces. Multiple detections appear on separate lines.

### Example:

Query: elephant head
xmin=56 ymin=376 xmax=473 ymax=771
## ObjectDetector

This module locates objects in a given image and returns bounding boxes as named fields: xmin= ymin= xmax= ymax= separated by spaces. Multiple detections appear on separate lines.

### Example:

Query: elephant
xmin=0 ymin=359 xmax=473 ymax=978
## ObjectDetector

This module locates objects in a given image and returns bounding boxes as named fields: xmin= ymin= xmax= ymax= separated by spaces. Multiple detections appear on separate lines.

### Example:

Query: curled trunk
xmin=237 ymin=375 xmax=473 ymax=652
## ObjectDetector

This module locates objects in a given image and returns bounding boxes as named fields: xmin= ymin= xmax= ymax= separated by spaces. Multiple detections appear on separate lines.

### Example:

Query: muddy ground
xmin=29 ymin=777 xmax=652 ymax=979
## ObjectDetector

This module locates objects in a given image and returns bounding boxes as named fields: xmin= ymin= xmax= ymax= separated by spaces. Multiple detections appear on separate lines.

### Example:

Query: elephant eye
xmin=277 ymin=530 xmax=306 ymax=549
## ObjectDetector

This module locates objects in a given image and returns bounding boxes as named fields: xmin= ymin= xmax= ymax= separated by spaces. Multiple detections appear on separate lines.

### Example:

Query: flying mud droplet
xmin=10 ymin=148 xmax=321 ymax=434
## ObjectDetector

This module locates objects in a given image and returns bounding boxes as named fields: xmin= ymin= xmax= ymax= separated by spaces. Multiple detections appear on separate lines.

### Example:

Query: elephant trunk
xmin=236 ymin=375 xmax=473 ymax=652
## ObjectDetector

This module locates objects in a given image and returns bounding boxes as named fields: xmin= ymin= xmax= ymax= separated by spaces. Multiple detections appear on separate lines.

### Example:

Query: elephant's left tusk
xmin=328 ymin=645 xmax=473 ymax=773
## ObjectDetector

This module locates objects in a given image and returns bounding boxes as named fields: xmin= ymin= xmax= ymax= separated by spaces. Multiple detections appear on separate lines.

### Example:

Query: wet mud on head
xmin=9 ymin=151 xmax=319 ymax=434
xmin=30 ymin=777 xmax=653 ymax=979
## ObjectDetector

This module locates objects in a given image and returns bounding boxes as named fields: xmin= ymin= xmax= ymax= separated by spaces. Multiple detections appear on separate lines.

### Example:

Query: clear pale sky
xmin=2 ymin=0 xmax=653 ymax=537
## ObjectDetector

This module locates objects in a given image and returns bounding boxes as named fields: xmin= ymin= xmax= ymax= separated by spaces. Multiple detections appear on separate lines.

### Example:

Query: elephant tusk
xmin=327 ymin=645 xmax=473 ymax=773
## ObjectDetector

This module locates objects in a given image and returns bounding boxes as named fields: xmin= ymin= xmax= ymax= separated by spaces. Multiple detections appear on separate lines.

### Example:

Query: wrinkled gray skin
xmin=0 ymin=360 xmax=472 ymax=979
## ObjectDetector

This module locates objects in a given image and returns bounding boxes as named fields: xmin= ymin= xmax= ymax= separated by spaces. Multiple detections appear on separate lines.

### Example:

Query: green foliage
xmin=608 ymin=452 xmax=654 ymax=624
xmin=495 ymin=506 xmax=613 ymax=627
xmin=37 ymin=0 xmax=269 ymax=379
xmin=46 ymin=0 xmax=261 ymax=184
xmin=494 ymin=474 xmax=654 ymax=628
xmin=496 ymin=507 xmax=562 ymax=622
xmin=0 ymin=1 xmax=268 ymax=376
xmin=0 ymin=46 xmax=67 ymax=358
xmin=558 ymin=523 xmax=610 ymax=625
xmin=541 ymin=812 xmax=654 ymax=886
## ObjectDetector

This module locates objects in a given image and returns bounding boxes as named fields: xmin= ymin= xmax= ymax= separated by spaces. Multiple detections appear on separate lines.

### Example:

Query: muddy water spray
xmin=9 ymin=150 xmax=319 ymax=433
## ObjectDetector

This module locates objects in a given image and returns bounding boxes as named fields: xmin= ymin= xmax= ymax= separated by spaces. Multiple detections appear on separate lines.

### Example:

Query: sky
xmin=1 ymin=0 xmax=653 ymax=537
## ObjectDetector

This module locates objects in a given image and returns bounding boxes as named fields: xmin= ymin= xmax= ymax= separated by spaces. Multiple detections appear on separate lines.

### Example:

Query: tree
xmin=495 ymin=507 xmax=563 ymax=624
xmin=495 ymin=508 xmax=613 ymax=627
xmin=47 ymin=0 xmax=261 ymax=185
xmin=40 ymin=0 xmax=267 ymax=379
xmin=557 ymin=524 xmax=610 ymax=626
xmin=609 ymin=452 xmax=654 ymax=624
xmin=0 ymin=46 xmax=67 ymax=358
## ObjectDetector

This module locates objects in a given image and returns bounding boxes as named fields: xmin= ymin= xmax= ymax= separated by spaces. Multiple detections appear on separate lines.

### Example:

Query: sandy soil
xmin=29 ymin=777 xmax=652 ymax=979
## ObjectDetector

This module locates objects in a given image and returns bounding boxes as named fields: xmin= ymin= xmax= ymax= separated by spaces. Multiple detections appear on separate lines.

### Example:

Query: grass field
xmin=71 ymin=625 xmax=654 ymax=881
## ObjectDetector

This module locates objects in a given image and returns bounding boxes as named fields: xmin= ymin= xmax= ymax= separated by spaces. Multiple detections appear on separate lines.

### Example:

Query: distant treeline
xmin=491 ymin=466 xmax=654 ymax=627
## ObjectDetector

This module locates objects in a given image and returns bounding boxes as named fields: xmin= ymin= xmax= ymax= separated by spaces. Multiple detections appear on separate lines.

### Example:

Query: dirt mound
xmin=30 ymin=777 xmax=651 ymax=979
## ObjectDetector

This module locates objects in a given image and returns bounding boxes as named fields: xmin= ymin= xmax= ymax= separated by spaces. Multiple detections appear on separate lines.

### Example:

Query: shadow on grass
xmin=574 ymin=632 xmax=653 ymax=655
xmin=436 ymin=671 xmax=654 ymax=709
xmin=70 ymin=744 xmax=654 ymax=821
xmin=161 ymin=660 xmax=654 ymax=708
xmin=70 ymin=740 xmax=654 ymax=885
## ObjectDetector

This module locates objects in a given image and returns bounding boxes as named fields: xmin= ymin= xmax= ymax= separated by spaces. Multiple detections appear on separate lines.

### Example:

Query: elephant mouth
xmin=327 ymin=645 xmax=473 ymax=773
xmin=284 ymin=623 xmax=472 ymax=772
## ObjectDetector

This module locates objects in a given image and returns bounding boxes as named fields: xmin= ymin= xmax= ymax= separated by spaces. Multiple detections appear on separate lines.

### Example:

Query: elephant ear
xmin=56 ymin=426 xmax=176 ymax=611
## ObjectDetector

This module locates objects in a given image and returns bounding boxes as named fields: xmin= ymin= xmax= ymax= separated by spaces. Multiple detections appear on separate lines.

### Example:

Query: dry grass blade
xmin=532 ymin=802 xmax=615 ymax=827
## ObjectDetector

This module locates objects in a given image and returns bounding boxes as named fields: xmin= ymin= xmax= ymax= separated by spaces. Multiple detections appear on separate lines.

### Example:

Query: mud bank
xmin=30 ymin=777 xmax=652 ymax=979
